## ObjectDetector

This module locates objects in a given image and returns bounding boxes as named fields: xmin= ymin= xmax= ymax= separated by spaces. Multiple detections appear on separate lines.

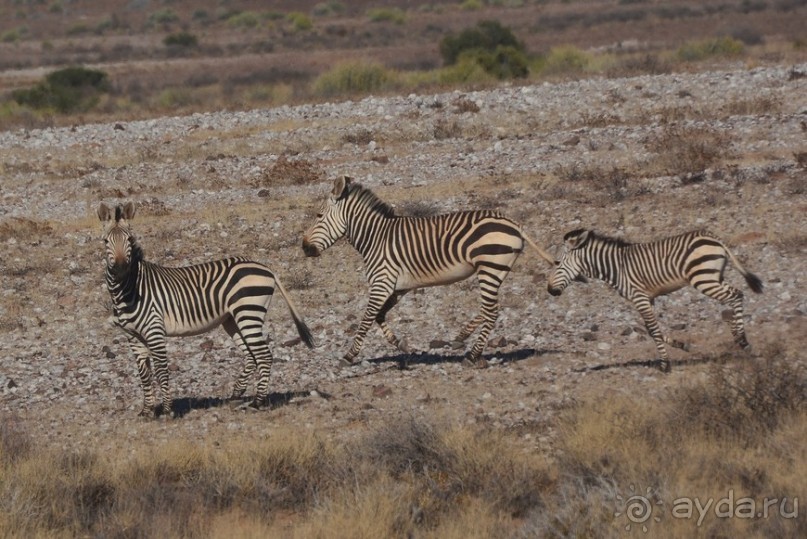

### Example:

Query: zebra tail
xmin=521 ymin=232 xmax=557 ymax=267
xmin=723 ymin=242 xmax=763 ymax=294
xmin=273 ymin=275 xmax=317 ymax=348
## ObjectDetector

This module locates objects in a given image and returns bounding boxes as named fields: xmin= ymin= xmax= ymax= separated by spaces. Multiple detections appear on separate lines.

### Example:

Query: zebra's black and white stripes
xmin=99 ymin=202 xmax=315 ymax=417
xmin=547 ymin=228 xmax=763 ymax=371
xmin=302 ymin=176 xmax=556 ymax=367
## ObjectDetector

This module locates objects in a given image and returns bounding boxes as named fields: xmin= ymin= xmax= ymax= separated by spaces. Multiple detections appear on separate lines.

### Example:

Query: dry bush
xmin=433 ymin=117 xmax=463 ymax=139
xmin=553 ymin=163 xmax=642 ymax=201
xmin=541 ymin=349 xmax=807 ymax=537
xmin=0 ymin=217 xmax=53 ymax=242
xmin=452 ymin=96 xmax=480 ymax=114
xmin=354 ymin=417 xmax=552 ymax=528
xmin=720 ymin=95 xmax=783 ymax=117
xmin=259 ymin=154 xmax=326 ymax=186
xmin=0 ymin=414 xmax=30 ymax=465
xmin=342 ymin=127 xmax=374 ymax=145
xmin=645 ymin=124 xmax=733 ymax=176
xmin=662 ymin=351 xmax=806 ymax=444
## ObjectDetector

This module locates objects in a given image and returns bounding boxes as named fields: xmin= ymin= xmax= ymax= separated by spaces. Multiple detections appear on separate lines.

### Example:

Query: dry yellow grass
xmin=2 ymin=349 xmax=803 ymax=538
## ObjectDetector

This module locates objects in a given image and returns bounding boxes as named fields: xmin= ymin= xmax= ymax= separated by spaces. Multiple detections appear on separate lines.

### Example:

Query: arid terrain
xmin=0 ymin=1 xmax=805 ymax=537
xmin=1 ymin=57 xmax=804 ymax=453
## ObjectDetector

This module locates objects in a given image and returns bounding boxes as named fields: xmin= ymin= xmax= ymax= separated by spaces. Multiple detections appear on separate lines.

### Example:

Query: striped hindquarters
xmin=135 ymin=257 xmax=276 ymax=336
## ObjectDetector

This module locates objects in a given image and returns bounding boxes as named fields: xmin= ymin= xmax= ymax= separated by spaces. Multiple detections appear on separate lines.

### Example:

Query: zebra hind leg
xmin=223 ymin=317 xmax=256 ymax=400
xmin=232 ymin=312 xmax=275 ymax=409
xmin=463 ymin=270 xmax=505 ymax=368
xmin=698 ymin=282 xmax=751 ymax=350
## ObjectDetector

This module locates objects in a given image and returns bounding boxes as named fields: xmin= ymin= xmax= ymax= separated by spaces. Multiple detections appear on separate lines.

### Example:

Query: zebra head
xmin=547 ymin=229 xmax=591 ymax=296
xmin=98 ymin=201 xmax=137 ymax=278
xmin=302 ymin=175 xmax=352 ymax=257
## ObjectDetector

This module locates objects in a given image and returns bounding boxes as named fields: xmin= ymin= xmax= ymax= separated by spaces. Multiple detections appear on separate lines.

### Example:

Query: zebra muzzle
xmin=302 ymin=239 xmax=320 ymax=257
xmin=547 ymin=285 xmax=562 ymax=296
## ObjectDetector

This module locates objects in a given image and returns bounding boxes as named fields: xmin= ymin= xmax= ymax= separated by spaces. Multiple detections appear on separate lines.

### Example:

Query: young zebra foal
xmin=547 ymin=228 xmax=763 ymax=371
xmin=302 ymin=176 xmax=557 ymax=367
xmin=99 ymin=202 xmax=315 ymax=418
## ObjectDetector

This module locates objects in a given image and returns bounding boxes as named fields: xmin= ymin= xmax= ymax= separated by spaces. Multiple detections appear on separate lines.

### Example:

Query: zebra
xmin=547 ymin=228 xmax=763 ymax=371
xmin=301 ymin=175 xmax=556 ymax=368
xmin=98 ymin=201 xmax=315 ymax=417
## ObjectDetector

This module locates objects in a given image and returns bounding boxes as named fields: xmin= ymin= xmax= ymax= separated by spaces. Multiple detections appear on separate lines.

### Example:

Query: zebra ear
xmin=332 ymin=175 xmax=351 ymax=198
xmin=121 ymin=201 xmax=136 ymax=221
xmin=566 ymin=230 xmax=590 ymax=250
xmin=97 ymin=202 xmax=114 ymax=222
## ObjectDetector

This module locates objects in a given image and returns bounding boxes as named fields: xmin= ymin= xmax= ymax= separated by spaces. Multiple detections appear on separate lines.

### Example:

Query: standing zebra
xmin=547 ymin=228 xmax=763 ymax=371
xmin=99 ymin=202 xmax=315 ymax=417
xmin=302 ymin=176 xmax=556 ymax=367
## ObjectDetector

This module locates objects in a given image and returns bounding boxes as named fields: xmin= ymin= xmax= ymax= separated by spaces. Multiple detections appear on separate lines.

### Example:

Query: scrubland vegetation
xmin=1 ymin=349 xmax=803 ymax=537
xmin=0 ymin=0 xmax=805 ymax=129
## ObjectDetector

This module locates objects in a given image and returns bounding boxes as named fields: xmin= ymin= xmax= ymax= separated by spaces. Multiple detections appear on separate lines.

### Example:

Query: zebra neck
xmin=106 ymin=260 xmax=141 ymax=313
xmin=346 ymin=205 xmax=390 ymax=259
xmin=584 ymin=244 xmax=622 ymax=288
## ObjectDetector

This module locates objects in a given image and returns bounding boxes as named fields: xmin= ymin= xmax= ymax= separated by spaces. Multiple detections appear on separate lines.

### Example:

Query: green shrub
xmin=148 ymin=8 xmax=179 ymax=26
xmin=0 ymin=28 xmax=21 ymax=43
xmin=163 ymin=31 xmax=198 ymax=48
xmin=312 ymin=62 xmax=397 ymax=98
xmin=366 ymin=7 xmax=406 ymax=24
xmin=460 ymin=45 xmax=529 ymax=79
xmin=540 ymin=45 xmax=591 ymax=75
xmin=460 ymin=0 xmax=484 ymax=10
xmin=677 ymin=36 xmax=744 ymax=62
xmin=439 ymin=20 xmax=524 ymax=66
xmin=11 ymin=66 xmax=110 ymax=113
xmin=313 ymin=1 xmax=345 ymax=17
xmin=227 ymin=11 xmax=260 ymax=28
xmin=287 ymin=11 xmax=313 ymax=31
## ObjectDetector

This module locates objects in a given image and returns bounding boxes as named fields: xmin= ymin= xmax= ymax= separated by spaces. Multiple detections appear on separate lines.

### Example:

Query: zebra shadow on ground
xmin=169 ymin=389 xmax=332 ymax=418
xmin=573 ymin=355 xmax=729 ymax=373
xmin=365 ymin=347 xmax=561 ymax=369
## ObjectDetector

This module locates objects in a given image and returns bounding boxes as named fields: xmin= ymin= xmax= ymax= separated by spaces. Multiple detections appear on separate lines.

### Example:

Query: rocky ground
xmin=0 ymin=62 xmax=805 ymax=456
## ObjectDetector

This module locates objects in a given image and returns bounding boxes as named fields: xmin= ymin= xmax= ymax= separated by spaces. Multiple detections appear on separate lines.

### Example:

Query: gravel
xmin=0 ymin=62 xmax=804 ymax=453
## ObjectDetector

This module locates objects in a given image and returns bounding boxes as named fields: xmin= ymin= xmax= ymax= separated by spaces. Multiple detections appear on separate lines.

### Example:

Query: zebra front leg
xmin=144 ymin=330 xmax=173 ymax=417
xmin=343 ymin=281 xmax=395 ymax=366
xmin=376 ymin=291 xmax=411 ymax=353
xmin=456 ymin=314 xmax=484 ymax=342
xmin=631 ymin=294 xmax=671 ymax=372
xmin=129 ymin=338 xmax=157 ymax=417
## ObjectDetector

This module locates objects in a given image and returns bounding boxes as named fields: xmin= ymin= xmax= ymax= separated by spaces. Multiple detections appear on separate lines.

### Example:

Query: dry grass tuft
xmin=259 ymin=154 xmax=326 ymax=186
xmin=645 ymin=124 xmax=733 ymax=176
xmin=0 ymin=217 xmax=53 ymax=242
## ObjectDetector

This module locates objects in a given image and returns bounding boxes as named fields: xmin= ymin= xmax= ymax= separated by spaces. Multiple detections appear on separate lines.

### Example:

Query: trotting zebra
xmin=99 ymin=202 xmax=315 ymax=417
xmin=301 ymin=176 xmax=556 ymax=367
xmin=547 ymin=228 xmax=763 ymax=371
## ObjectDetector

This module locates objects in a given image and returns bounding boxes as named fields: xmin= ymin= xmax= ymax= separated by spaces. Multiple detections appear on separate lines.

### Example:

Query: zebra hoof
xmin=462 ymin=353 xmax=487 ymax=369
xmin=339 ymin=357 xmax=356 ymax=368
xmin=248 ymin=398 xmax=267 ymax=410
xmin=397 ymin=337 xmax=412 ymax=354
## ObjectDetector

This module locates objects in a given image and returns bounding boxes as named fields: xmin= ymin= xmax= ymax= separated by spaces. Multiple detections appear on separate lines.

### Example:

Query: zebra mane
xmin=346 ymin=182 xmax=396 ymax=218
xmin=590 ymin=230 xmax=631 ymax=248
